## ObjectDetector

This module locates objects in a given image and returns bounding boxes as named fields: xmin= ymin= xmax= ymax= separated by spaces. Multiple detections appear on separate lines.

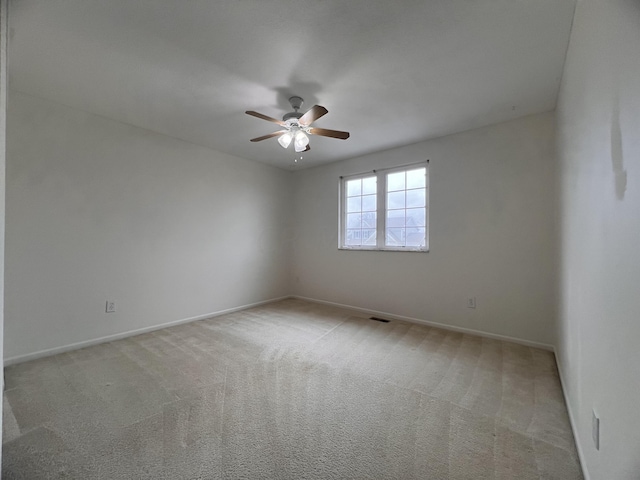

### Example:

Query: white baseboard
xmin=6 ymin=293 xmax=554 ymax=359
xmin=291 ymin=295 xmax=555 ymax=351
xmin=554 ymin=348 xmax=590 ymax=480
xmin=3 ymin=296 xmax=291 ymax=366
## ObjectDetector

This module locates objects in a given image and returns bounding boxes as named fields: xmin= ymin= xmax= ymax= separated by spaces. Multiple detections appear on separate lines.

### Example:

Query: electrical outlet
xmin=467 ymin=297 xmax=476 ymax=309
xmin=106 ymin=301 xmax=116 ymax=313
xmin=592 ymin=410 xmax=600 ymax=450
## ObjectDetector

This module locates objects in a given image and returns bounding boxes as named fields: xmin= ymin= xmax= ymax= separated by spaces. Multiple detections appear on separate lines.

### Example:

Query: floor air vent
xmin=369 ymin=316 xmax=391 ymax=323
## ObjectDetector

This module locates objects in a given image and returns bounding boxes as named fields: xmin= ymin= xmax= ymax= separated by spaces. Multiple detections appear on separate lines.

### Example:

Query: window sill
xmin=338 ymin=246 xmax=429 ymax=253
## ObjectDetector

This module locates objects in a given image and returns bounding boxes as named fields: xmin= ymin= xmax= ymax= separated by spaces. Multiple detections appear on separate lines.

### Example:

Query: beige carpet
xmin=2 ymin=298 xmax=583 ymax=479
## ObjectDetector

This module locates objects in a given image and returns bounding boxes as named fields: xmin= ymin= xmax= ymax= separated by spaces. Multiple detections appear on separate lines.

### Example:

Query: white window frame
xmin=339 ymin=161 xmax=429 ymax=252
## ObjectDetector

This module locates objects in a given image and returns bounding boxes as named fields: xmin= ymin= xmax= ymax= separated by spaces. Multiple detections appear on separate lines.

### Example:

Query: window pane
xmin=362 ymin=229 xmax=377 ymax=245
xmin=406 ymin=168 xmax=426 ymax=189
xmin=387 ymin=191 xmax=405 ymax=209
xmin=347 ymin=213 xmax=361 ymax=228
xmin=362 ymin=212 xmax=377 ymax=228
xmin=346 ymin=230 xmax=362 ymax=245
xmin=387 ymin=171 xmax=405 ymax=192
xmin=362 ymin=176 xmax=377 ymax=195
xmin=406 ymin=208 xmax=425 ymax=227
xmin=362 ymin=194 xmax=376 ymax=211
xmin=386 ymin=209 xmax=405 ymax=228
xmin=386 ymin=228 xmax=405 ymax=246
xmin=347 ymin=179 xmax=362 ymax=197
xmin=406 ymin=188 xmax=425 ymax=208
xmin=347 ymin=196 xmax=361 ymax=213
xmin=406 ymin=227 xmax=426 ymax=247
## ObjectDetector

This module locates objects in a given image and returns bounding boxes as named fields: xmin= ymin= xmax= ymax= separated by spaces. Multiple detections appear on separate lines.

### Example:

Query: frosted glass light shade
xmin=278 ymin=132 xmax=293 ymax=148
xmin=294 ymin=131 xmax=309 ymax=152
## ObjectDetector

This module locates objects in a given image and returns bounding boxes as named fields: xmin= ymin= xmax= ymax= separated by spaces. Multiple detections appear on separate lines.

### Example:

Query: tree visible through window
xmin=340 ymin=163 xmax=428 ymax=251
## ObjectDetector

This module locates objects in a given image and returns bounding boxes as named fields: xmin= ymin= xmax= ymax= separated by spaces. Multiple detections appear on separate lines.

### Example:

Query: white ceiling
xmin=8 ymin=0 xmax=576 ymax=170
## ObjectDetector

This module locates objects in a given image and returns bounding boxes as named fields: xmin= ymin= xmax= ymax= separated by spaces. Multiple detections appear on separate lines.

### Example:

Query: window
xmin=340 ymin=162 xmax=429 ymax=251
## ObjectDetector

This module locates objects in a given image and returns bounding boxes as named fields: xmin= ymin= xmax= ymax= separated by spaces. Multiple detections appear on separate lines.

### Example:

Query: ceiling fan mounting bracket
xmin=282 ymin=96 xmax=305 ymax=122
xmin=288 ymin=96 xmax=304 ymax=111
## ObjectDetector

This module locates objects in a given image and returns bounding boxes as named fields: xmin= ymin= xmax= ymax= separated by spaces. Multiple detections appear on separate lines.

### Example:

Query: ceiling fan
xmin=246 ymin=96 xmax=350 ymax=153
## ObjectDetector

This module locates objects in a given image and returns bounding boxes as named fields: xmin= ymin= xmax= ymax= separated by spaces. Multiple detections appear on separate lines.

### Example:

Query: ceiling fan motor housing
xmin=283 ymin=96 xmax=304 ymax=122
xmin=283 ymin=111 xmax=303 ymax=122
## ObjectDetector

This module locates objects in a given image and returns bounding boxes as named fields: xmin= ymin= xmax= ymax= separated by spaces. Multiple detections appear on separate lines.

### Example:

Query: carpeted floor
xmin=2 ymin=298 xmax=583 ymax=479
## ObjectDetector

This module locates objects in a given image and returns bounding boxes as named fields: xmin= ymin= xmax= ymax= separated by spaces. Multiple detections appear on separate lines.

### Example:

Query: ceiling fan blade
xmin=299 ymin=105 xmax=328 ymax=126
xmin=246 ymin=111 xmax=286 ymax=126
xmin=250 ymin=130 xmax=288 ymax=142
xmin=308 ymin=127 xmax=350 ymax=140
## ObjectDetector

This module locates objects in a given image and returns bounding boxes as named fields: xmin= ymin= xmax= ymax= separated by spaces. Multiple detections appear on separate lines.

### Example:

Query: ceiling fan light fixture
xmin=277 ymin=131 xmax=293 ymax=148
xmin=294 ymin=130 xmax=309 ymax=152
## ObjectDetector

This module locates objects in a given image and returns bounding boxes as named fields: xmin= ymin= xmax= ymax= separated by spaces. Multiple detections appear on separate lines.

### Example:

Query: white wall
xmin=555 ymin=0 xmax=640 ymax=478
xmin=292 ymin=112 xmax=557 ymax=346
xmin=5 ymin=92 xmax=292 ymax=361
xmin=1 ymin=0 xmax=8 ymax=459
